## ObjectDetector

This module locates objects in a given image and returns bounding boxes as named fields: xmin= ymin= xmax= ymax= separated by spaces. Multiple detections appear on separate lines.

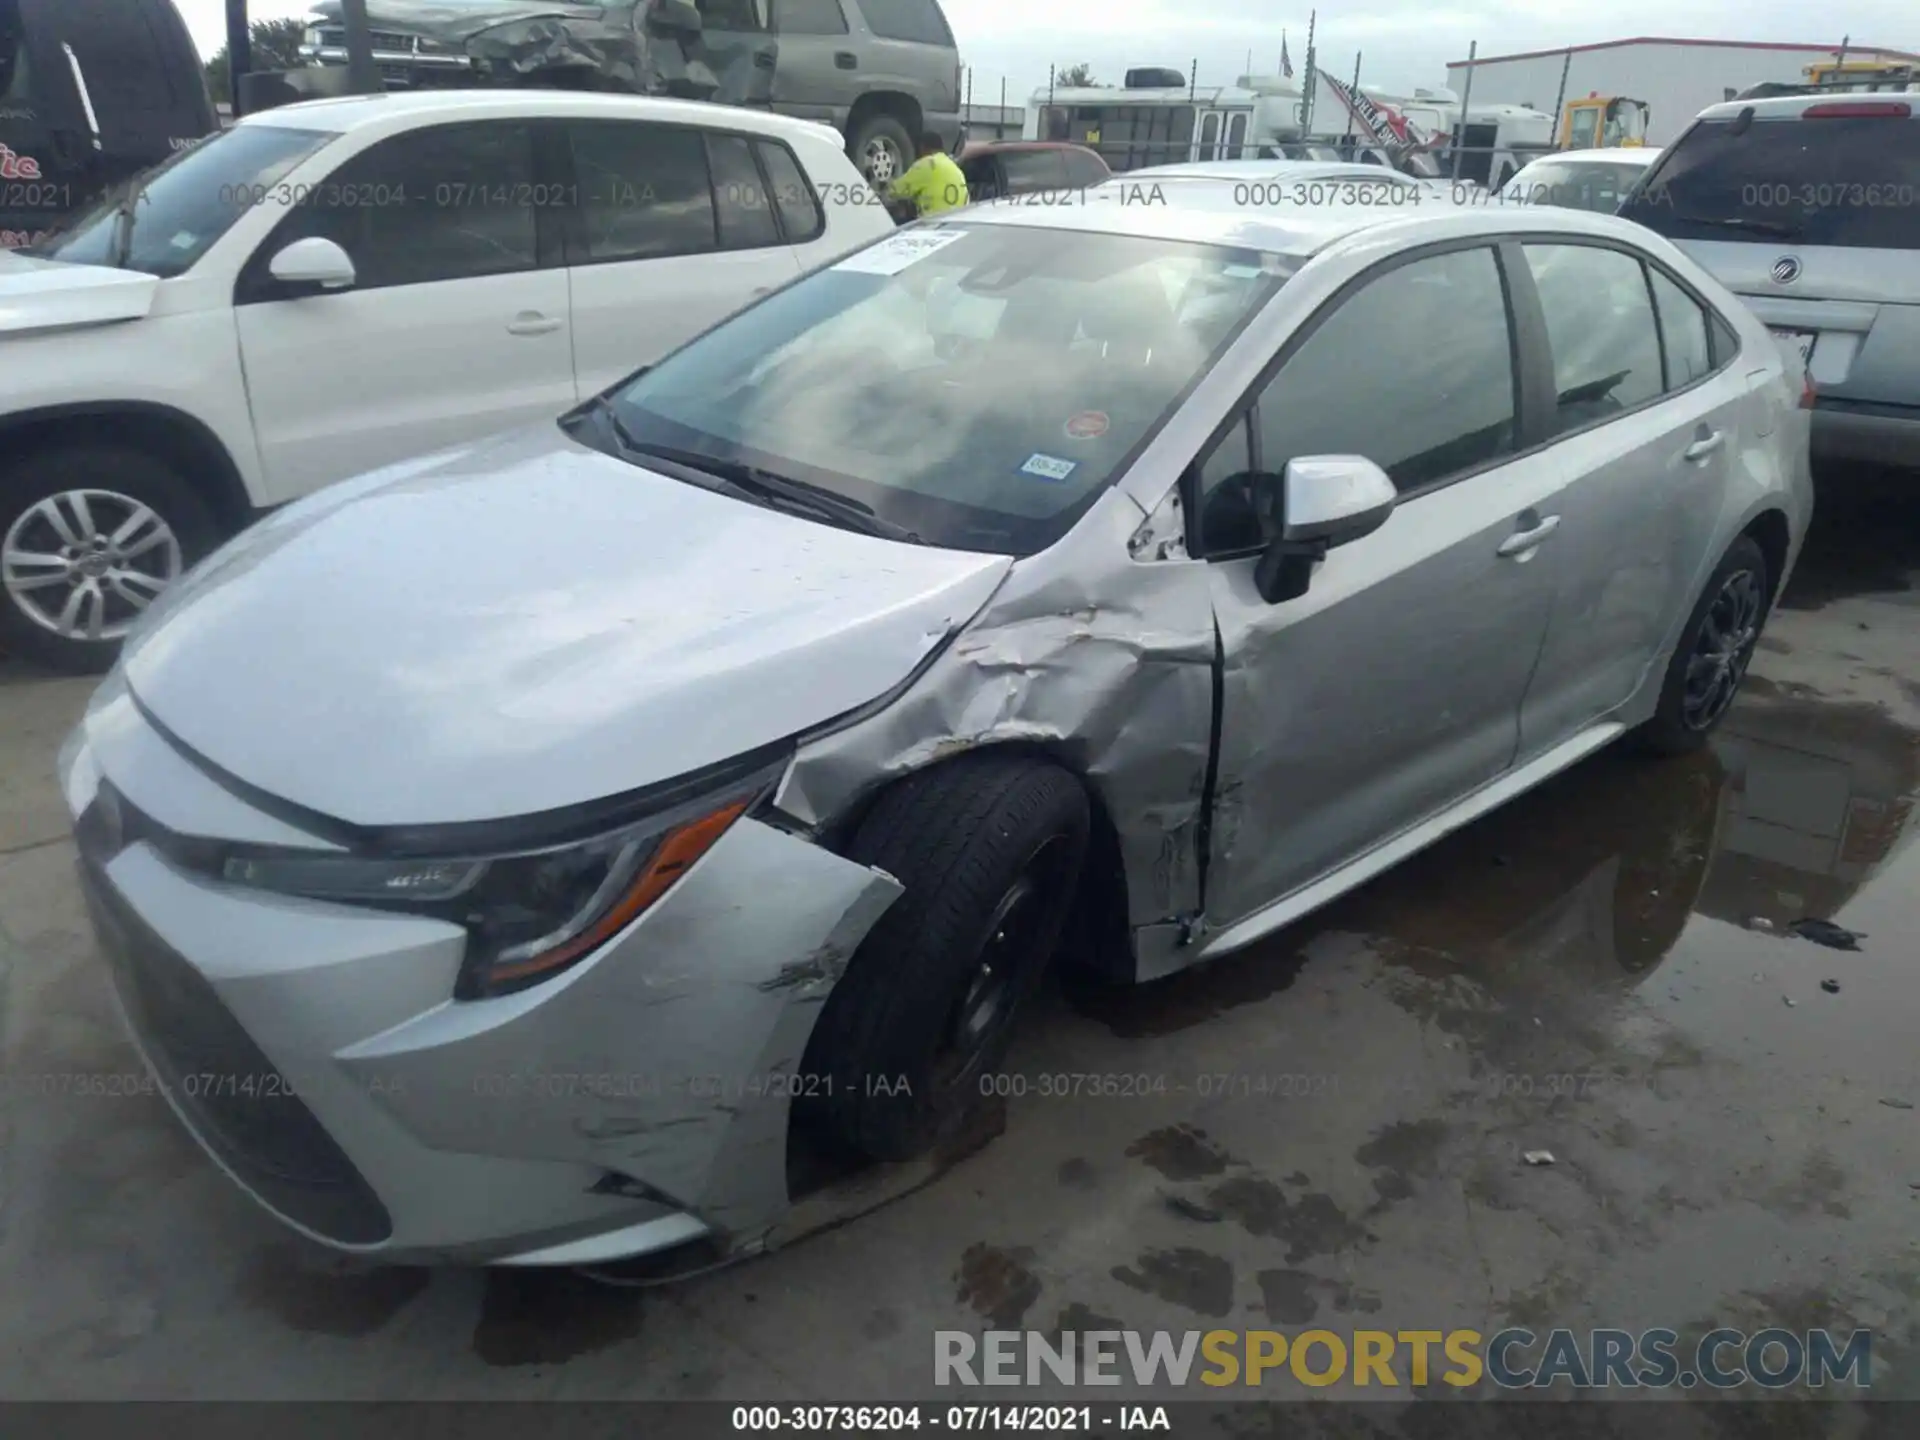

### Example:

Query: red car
xmin=956 ymin=140 xmax=1111 ymax=203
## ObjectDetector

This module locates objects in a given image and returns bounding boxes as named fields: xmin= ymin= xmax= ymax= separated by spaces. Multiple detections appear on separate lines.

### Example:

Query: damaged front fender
xmin=774 ymin=489 xmax=1221 ymax=980
xmin=338 ymin=817 xmax=901 ymax=1242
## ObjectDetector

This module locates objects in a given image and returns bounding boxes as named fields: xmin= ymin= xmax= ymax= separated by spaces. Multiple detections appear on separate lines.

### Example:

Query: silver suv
xmin=300 ymin=0 xmax=964 ymax=184
xmin=1620 ymin=92 xmax=1920 ymax=469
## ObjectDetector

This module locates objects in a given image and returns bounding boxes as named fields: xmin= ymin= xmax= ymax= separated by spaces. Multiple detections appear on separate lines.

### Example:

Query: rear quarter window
xmin=1622 ymin=110 xmax=1920 ymax=250
xmin=854 ymin=0 xmax=954 ymax=46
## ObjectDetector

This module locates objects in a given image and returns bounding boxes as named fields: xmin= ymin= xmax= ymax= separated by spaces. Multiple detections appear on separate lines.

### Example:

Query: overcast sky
xmin=171 ymin=0 xmax=1907 ymax=103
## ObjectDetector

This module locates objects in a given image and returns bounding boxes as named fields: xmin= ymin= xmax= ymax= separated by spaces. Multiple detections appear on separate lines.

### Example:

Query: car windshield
xmin=1620 ymin=110 xmax=1920 ymax=249
xmin=598 ymin=224 xmax=1288 ymax=556
xmin=1502 ymin=160 xmax=1648 ymax=212
xmin=28 ymin=124 xmax=337 ymax=276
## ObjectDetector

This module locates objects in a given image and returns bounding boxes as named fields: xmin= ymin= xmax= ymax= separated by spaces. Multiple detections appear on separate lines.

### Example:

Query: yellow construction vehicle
xmin=1800 ymin=59 xmax=1917 ymax=91
xmin=1558 ymin=93 xmax=1650 ymax=150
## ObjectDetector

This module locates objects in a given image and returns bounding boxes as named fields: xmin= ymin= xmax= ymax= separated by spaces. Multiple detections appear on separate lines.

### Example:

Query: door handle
xmin=507 ymin=313 xmax=564 ymax=337
xmin=835 ymin=51 xmax=857 ymax=69
xmin=1497 ymin=515 xmax=1561 ymax=557
xmin=1684 ymin=429 xmax=1726 ymax=463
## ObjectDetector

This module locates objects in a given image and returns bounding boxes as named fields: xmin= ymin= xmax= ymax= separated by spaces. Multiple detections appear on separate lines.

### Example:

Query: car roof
xmin=954 ymin=177 xmax=1660 ymax=258
xmin=1520 ymin=148 xmax=1660 ymax=166
xmin=1131 ymin=160 xmax=1428 ymax=183
xmin=1694 ymin=92 xmax=1920 ymax=122
xmin=233 ymin=88 xmax=846 ymax=146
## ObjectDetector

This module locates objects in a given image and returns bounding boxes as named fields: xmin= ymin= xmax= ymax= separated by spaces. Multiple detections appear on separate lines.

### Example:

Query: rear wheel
xmin=1635 ymin=535 xmax=1770 ymax=755
xmin=800 ymin=757 xmax=1090 ymax=1161
xmin=0 ymin=445 xmax=218 ymax=673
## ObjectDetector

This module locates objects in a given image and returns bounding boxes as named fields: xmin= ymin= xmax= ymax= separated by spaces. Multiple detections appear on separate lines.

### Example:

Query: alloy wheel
xmin=1681 ymin=567 xmax=1763 ymax=731
xmin=2 ymin=489 xmax=182 ymax=643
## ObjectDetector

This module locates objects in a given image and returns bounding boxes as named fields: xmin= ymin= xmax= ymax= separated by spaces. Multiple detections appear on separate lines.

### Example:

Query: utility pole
xmin=1453 ymin=40 xmax=1477 ymax=180
xmin=339 ymin=0 xmax=382 ymax=95
xmin=1551 ymin=48 xmax=1572 ymax=146
xmin=224 ymin=0 xmax=251 ymax=115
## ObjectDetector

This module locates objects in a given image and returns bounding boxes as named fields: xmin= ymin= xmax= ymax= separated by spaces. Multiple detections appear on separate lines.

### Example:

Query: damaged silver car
xmin=62 ymin=197 xmax=1811 ymax=1266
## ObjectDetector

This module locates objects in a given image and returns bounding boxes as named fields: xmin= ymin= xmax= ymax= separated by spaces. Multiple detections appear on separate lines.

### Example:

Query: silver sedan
xmin=62 ymin=196 xmax=1812 ymax=1266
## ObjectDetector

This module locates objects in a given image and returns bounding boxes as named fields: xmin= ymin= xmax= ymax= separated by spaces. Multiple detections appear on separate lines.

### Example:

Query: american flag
xmin=1281 ymin=32 xmax=1294 ymax=78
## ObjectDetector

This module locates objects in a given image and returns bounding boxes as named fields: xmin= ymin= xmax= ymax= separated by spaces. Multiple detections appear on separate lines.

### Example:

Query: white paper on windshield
xmin=834 ymin=229 xmax=968 ymax=276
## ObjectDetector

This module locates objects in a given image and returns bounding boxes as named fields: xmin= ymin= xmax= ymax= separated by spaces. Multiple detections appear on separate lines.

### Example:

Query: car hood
xmin=121 ymin=425 xmax=1013 ymax=828
xmin=0 ymin=251 xmax=159 ymax=337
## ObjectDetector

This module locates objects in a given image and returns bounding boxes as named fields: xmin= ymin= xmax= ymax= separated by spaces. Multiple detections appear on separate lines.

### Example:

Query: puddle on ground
xmin=471 ymin=1269 xmax=645 ymax=1367
xmin=954 ymin=1242 xmax=1043 ymax=1329
xmin=1778 ymin=474 xmax=1918 ymax=610
xmin=235 ymin=1245 xmax=430 ymax=1339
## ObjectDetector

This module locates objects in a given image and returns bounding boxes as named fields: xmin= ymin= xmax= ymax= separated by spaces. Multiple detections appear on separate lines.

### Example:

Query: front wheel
xmin=1635 ymin=535 xmax=1770 ymax=755
xmin=799 ymin=757 xmax=1090 ymax=1161
xmin=0 ymin=445 xmax=217 ymax=673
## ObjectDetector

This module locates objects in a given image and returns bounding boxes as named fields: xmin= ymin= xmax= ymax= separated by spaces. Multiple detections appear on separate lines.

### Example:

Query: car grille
xmin=314 ymin=26 xmax=454 ymax=54
xmin=76 ymin=790 xmax=392 ymax=1246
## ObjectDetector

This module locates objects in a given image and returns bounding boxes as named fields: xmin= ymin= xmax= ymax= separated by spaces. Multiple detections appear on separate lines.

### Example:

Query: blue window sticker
xmin=1021 ymin=453 xmax=1078 ymax=482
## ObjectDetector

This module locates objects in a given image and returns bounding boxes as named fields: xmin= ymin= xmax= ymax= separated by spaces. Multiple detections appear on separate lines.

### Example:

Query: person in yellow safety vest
xmin=887 ymin=131 xmax=969 ymax=219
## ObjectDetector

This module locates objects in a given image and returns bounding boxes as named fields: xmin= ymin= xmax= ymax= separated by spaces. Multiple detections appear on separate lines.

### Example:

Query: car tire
xmin=0 ymin=444 xmax=218 ymax=674
xmin=1634 ymin=535 xmax=1771 ymax=756
xmin=800 ymin=756 xmax=1091 ymax=1161
xmin=849 ymin=114 xmax=913 ymax=187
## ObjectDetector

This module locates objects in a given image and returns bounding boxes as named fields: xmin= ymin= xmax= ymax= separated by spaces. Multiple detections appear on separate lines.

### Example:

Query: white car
xmin=1498 ymin=147 xmax=1661 ymax=213
xmin=1130 ymin=158 xmax=1454 ymax=205
xmin=0 ymin=89 xmax=894 ymax=671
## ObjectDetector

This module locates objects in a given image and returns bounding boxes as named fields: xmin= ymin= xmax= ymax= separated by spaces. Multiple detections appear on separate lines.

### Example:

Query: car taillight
xmin=1802 ymin=101 xmax=1911 ymax=118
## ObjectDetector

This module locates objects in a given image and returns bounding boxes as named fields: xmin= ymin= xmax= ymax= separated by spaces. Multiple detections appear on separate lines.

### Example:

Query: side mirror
xmin=267 ymin=237 xmax=357 ymax=293
xmin=1251 ymin=455 xmax=1397 ymax=604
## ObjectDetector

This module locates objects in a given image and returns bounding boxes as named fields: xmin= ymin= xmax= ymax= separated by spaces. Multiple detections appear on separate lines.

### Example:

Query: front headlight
xmin=220 ymin=760 xmax=785 ymax=997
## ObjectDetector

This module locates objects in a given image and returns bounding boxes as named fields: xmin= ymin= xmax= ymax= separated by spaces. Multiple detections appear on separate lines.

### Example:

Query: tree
xmin=204 ymin=18 xmax=310 ymax=105
xmin=1057 ymin=63 xmax=1099 ymax=88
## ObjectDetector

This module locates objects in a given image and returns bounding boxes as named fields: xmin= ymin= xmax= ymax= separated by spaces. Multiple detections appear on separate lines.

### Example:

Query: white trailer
xmin=1444 ymin=36 xmax=1920 ymax=146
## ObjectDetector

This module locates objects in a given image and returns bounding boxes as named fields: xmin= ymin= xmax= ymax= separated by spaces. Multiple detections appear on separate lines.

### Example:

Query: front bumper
xmin=1811 ymin=398 xmax=1920 ymax=471
xmin=60 ymin=683 xmax=901 ymax=1264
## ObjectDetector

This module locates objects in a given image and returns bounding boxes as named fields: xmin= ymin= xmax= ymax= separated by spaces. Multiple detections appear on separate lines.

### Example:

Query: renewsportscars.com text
xmin=935 ymin=1328 xmax=1872 ymax=1390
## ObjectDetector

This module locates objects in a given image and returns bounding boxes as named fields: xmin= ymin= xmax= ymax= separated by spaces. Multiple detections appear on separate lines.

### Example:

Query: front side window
xmin=569 ymin=120 xmax=717 ymax=263
xmin=1063 ymin=149 xmax=1108 ymax=187
xmin=1200 ymin=246 xmax=1515 ymax=553
xmin=255 ymin=122 xmax=537 ymax=291
xmin=33 ymin=123 xmax=335 ymax=277
xmin=1648 ymin=267 xmax=1714 ymax=390
xmin=600 ymin=225 xmax=1287 ymax=555
xmin=1568 ymin=106 xmax=1601 ymax=149
xmin=1522 ymin=243 xmax=1663 ymax=433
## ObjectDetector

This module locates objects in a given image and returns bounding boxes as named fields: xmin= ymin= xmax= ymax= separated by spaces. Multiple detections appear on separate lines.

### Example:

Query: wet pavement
xmin=0 ymin=468 xmax=1915 ymax=1405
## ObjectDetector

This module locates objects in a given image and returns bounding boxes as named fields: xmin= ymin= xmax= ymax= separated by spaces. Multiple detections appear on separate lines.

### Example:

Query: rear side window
xmin=708 ymin=132 xmax=780 ymax=249
xmin=1001 ymin=150 xmax=1067 ymax=193
xmin=856 ymin=0 xmax=954 ymax=46
xmin=754 ymin=138 xmax=823 ymax=241
xmin=1063 ymin=149 xmax=1108 ymax=187
xmin=776 ymin=0 xmax=848 ymax=33
xmin=1621 ymin=111 xmax=1920 ymax=250
xmin=1521 ymin=243 xmax=1663 ymax=433
xmin=1648 ymin=268 xmax=1714 ymax=390
xmin=569 ymin=120 xmax=717 ymax=263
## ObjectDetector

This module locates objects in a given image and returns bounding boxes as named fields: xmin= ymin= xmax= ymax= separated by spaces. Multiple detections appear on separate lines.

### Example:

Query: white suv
xmin=0 ymin=89 xmax=893 ymax=671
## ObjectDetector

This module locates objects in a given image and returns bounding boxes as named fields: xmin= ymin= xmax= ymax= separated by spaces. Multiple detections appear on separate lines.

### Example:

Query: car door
xmin=1508 ymin=239 xmax=1744 ymax=759
xmin=232 ymin=119 xmax=574 ymax=505
xmin=1198 ymin=243 xmax=1567 ymax=928
xmin=769 ymin=0 xmax=853 ymax=122
xmin=560 ymin=120 xmax=802 ymax=400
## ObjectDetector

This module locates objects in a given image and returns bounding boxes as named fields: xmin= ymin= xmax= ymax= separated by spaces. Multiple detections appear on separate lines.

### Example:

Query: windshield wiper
xmin=586 ymin=412 xmax=922 ymax=544
xmin=1662 ymin=213 xmax=1801 ymax=238
xmin=107 ymin=174 xmax=150 ymax=270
